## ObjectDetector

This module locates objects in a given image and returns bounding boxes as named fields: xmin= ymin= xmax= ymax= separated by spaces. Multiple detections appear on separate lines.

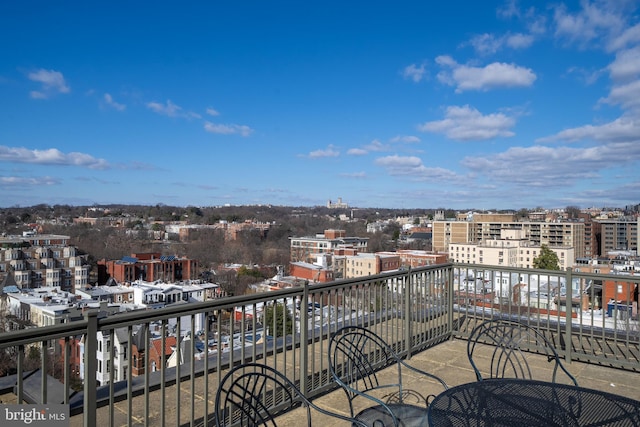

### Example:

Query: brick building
xmin=98 ymin=253 xmax=198 ymax=285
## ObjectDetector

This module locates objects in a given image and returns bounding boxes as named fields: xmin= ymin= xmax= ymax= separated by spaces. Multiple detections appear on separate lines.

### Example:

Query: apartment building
xmin=0 ymin=235 xmax=90 ymax=292
xmin=596 ymin=217 xmax=639 ymax=255
xmin=581 ymin=213 xmax=602 ymax=258
xmin=97 ymin=252 xmax=198 ymax=285
xmin=433 ymin=218 xmax=585 ymax=259
xmin=289 ymin=229 xmax=368 ymax=264
xmin=448 ymin=229 xmax=575 ymax=270
xmin=164 ymin=220 xmax=272 ymax=241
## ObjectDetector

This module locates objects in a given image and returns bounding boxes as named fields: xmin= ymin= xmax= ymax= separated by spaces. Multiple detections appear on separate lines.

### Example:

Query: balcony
xmin=0 ymin=263 xmax=638 ymax=426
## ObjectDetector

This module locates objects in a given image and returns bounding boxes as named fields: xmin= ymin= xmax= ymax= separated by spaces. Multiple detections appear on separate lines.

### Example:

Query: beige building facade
xmin=449 ymin=229 xmax=576 ymax=270
xmin=343 ymin=253 xmax=400 ymax=279
xmin=433 ymin=219 xmax=585 ymax=259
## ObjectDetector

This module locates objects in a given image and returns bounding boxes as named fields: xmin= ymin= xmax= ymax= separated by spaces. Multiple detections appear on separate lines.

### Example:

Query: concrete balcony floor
xmin=63 ymin=338 xmax=639 ymax=426
xmin=274 ymin=338 xmax=640 ymax=427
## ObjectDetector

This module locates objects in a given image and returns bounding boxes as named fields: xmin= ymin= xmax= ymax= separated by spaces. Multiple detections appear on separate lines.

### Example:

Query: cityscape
xmin=1 ymin=0 xmax=640 ymax=424
xmin=0 ymin=202 xmax=637 ymax=389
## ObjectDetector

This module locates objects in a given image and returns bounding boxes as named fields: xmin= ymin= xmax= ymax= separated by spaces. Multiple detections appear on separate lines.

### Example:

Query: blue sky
xmin=1 ymin=1 xmax=640 ymax=210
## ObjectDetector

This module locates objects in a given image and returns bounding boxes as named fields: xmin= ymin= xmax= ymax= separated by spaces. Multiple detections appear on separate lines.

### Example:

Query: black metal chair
xmin=214 ymin=362 xmax=368 ymax=427
xmin=328 ymin=326 xmax=448 ymax=427
xmin=466 ymin=319 xmax=579 ymax=385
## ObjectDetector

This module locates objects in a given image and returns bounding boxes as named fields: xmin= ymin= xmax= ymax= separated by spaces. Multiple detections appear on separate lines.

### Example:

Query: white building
xmin=5 ymin=287 xmax=119 ymax=327
xmin=449 ymin=229 xmax=575 ymax=270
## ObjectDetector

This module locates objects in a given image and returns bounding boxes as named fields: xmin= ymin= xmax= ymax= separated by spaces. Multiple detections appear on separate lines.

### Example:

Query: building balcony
xmin=0 ymin=263 xmax=638 ymax=426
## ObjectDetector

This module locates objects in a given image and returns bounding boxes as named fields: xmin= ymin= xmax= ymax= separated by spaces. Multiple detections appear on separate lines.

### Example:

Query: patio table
xmin=427 ymin=378 xmax=640 ymax=426
xmin=353 ymin=402 xmax=429 ymax=427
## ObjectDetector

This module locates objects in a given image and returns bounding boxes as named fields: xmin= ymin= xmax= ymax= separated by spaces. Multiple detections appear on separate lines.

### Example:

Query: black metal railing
xmin=0 ymin=263 xmax=637 ymax=426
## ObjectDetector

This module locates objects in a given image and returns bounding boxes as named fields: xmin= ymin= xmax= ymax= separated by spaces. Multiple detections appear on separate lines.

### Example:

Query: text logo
xmin=1 ymin=405 xmax=69 ymax=426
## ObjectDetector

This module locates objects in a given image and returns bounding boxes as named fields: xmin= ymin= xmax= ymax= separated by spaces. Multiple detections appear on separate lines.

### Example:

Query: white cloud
xmin=340 ymin=171 xmax=367 ymax=178
xmin=346 ymin=139 xmax=394 ymax=156
xmin=308 ymin=145 xmax=339 ymax=158
xmin=147 ymin=100 xmax=182 ymax=117
xmin=204 ymin=122 xmax=254 ymax=137
xmin=607 ymin=46 xmax=640 ymax=82
xmin=402 ymin=63 xmax=427 ymax=82
xmin=539 ymin=117 xmax=640 ymax=143
xmin=375 ymin=155 xmax=461 ymax=181
xmin=28 ymin=69 xmax=70 ymax=99
xmin=469 ymin=34 xmax=503 ymax=55
xmin=436 ymin=56 xmax=536 ymax=92
xmin=506 ymin=33 xmax=535 ymax=49
xmin=147 ymin=100 xmax=201 ymax=119
xmin=461 ymin=141 xmax=640 ymax=187
xmin=347 ymin=148 xmax=368 ymax=156
xmin=0 ymin=176 xmax=59 ymax=186
xmin=600 ymin=79 xmax=640 ymax=111
xmin=390 ymin=135 xmax=420 ymax=143
xmin=0 ymin=145 xmax=109 ymax=169
xmin=104 ymin=93 xmax=126 ymax=111
xmin=364 ymin=139 xmax=387 ymax=152
xmin=497 ymin=0 xmax=520 ymax=19
xmin=552 ymin=1 xmax=631 ymax=51
xmin=608 ymin=23 xmax=640 ymax=51
xmin=469 ymin=33 xmax=534 ymax=55
xmin=418 ymin=105 xmax=516 ymax=141
xmin=566 ymin=66 xmax=605 ymax=85
xmin=206 ymin=107 xmax=220 ymax=116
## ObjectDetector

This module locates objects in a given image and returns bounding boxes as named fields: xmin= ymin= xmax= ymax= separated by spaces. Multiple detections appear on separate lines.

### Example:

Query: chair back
xmin=330 ymin=326 xmax=399 ymax=390
xmin=466 ymin=319 xmax=578 ymax=385
xmin=215 ymin=362 xmax=367 ymax=427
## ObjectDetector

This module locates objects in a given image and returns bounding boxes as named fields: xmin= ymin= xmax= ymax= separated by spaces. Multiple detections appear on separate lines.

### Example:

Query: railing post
xmin=564 ymin=268 xmax=573 ymax=364
xmin=404 ymin=268 xmax=412 ymax=357
xmin=448 ymin=265 xmax=455 ymax=338
xmin=17 ymin=344 xmax=24 ymax=403
xmin=83 ymin=310 xmax=98 ymax=427
xmin=299 ymin=281 xmax=309 ymax=395
xmin=41 ymin=340 xmax=48 ymax=404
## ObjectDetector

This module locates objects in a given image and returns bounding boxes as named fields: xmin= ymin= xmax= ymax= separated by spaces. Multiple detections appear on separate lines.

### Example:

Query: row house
xmin=129 ymin=328 xmax=177 ymax=378
xmin=5 ymin=287 xmax=120 ymax=327
xmin=0 ymin=243 xmax=90 ymax=292
xmin=127 ymin=279 xmax=220 ymax=308
xmin=76 ymin=278 xmax=220 ymax=308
